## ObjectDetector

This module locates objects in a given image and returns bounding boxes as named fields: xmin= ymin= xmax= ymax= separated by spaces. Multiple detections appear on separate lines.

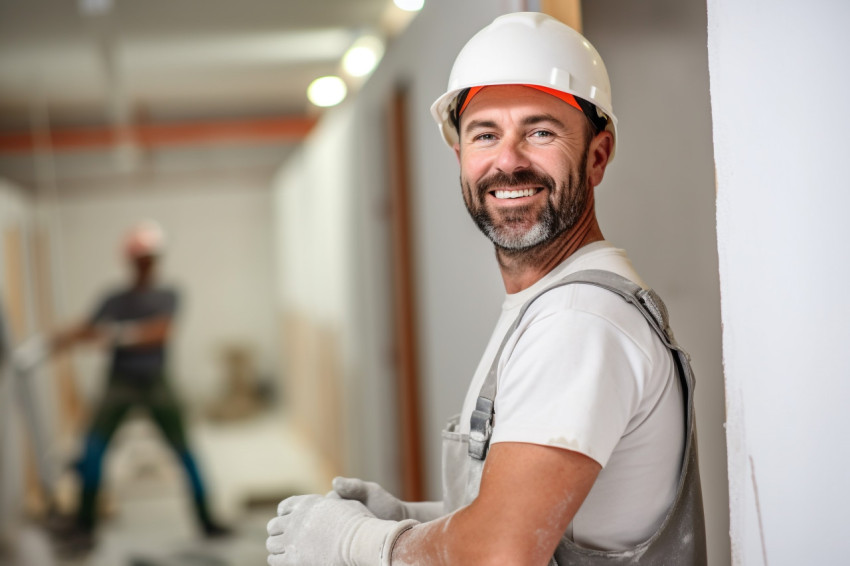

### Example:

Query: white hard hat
xmin=430 ymin=12 xmax=617 ymax=156
xmin=123 ymin=220 xmax=165 ymax=258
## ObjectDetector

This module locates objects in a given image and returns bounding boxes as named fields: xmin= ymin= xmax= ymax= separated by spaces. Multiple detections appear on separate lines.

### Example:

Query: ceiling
xmin=0 ymin=0 xmax=417 ymax=188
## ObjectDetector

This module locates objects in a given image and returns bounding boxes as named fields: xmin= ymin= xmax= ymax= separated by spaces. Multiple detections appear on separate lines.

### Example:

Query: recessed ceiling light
xmin=78 ymin=0 xmax=112 ymax=16
xmin=307 ymin=76 xmax=348 ymax=107
xmin=342 ymin=36 xmax=385 ymax=77
xmin=393 ymin=0 xmax=424 ymax=12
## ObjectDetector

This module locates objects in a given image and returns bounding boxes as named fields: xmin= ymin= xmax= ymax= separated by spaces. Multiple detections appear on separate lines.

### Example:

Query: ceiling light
xmin=393 ymin=0 xmax=424 ymax=12
xmin=342 ymin=36 xmax=385 ymax=77
xmin=78 ymin=0 xmax=112 ymax=16
xmin=307 ymin=76 xmax=348 ymax=107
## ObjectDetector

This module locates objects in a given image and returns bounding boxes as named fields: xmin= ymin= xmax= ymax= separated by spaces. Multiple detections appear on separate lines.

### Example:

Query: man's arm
xmin=52 ymin=316 xmax=173 ymax=352
xmin=119 ymin=316 xmax=173 ymax=346
xmin=266 ymin=441 xmax=599 ymax=566
xmin=392 ymin=441 xmax=600 ymax=566
xmin=51 ymin=321 xmax=103 ymax=351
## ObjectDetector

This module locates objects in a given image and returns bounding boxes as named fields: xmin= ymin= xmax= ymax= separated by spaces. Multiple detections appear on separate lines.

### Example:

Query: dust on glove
xmin=267 ymin=494 xmax=417 ymax=566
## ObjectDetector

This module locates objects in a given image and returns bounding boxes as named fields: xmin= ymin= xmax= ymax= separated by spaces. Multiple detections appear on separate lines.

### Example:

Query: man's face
xmin=454 ymin=85 xmax=593 ymax=251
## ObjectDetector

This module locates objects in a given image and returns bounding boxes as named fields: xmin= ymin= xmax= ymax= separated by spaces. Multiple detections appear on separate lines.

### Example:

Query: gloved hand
xmin=10 ymin=336 xmax=48 ymax=376
xmin=266 ymin=494 xmax=416 ymax=566
xmin=333 ymin=477 xmax=444 ymax=523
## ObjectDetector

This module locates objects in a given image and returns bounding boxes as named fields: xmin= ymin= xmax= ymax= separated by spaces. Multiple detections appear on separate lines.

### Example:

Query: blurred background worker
xmin=51 ymin=220 xmax=229 ymax=554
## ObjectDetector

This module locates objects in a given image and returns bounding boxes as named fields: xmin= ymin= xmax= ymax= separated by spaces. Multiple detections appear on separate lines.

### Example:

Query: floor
xmin=11 ymin=411 xmax=332 ymax=566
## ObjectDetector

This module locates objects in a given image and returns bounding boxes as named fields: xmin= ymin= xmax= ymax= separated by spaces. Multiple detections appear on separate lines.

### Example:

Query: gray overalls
xmin=441 ymin=270 xmax=707 ymax=565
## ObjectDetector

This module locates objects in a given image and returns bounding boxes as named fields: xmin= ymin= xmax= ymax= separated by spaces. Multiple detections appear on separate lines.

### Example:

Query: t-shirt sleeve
xmin=490 ymin=307 xmax=650 ymax=467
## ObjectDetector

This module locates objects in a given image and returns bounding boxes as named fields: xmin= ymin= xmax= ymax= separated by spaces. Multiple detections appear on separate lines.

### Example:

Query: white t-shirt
xmin=459 ymin=241 xmax=684 ymax=550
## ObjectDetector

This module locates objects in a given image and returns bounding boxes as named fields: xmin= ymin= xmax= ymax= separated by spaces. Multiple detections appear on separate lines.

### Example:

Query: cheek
xmin=460 ymin=151 xmax=493 ymax=181
xmin=542 ymin=150 xmax=583 ymax=181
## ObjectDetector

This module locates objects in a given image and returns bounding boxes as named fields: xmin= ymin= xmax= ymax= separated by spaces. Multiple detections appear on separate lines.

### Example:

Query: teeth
xmin=494 ymin=188 xmax=538 ymax=199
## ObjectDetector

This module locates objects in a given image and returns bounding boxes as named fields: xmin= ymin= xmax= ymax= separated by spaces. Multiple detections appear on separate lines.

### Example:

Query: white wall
xmin=708 ymin=1 xmax=850 ymax=564
xmin=271 ymin=108 xmax=377 ymax=480
xmin=582 ymin=3 xmax=728 ymax=563
xmin=51 ymin=177 xmax=279 ymax=408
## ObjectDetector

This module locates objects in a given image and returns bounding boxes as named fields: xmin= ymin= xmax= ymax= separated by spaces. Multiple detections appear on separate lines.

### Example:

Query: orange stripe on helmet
xmin=457 ymin=84 xmax=583 ymax=117
xmin=457 ymin=86 xmax=483 ymax=115
xmin=523 ymin=85 xmax=583 ymax=113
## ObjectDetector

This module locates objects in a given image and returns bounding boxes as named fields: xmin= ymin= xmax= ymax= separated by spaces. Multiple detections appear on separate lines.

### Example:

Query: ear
xmin=453 ymin=143 xmax=461 ymax=163
xmin=586 ymin=130 xmax=614 ymax=188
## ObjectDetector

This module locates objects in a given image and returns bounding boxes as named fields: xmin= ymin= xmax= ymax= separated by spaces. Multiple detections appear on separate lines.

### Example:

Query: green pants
xmin=77 ymin=372 xmax=214 ymax=531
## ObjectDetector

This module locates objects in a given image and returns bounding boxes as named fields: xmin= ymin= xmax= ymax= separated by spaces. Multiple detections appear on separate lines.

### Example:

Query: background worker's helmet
xmin=430 ymin=12 xmax=618 ymax=158
xmin=123 ymin=220 xmax=166 ymax=259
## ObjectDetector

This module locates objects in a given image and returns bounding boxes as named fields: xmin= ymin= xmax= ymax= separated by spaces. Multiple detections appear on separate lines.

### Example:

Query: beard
xmin=461 ymin=153 xmax=589 ymax=252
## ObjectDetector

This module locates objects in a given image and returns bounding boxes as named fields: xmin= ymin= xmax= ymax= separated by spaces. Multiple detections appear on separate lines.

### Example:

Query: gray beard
xmin=463 ymin=159 xmax=588 ymax=253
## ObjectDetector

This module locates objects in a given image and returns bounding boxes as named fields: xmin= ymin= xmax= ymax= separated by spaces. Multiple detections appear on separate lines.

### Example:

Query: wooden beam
xmin=387 ymin=86 xmax=425 ymax=502
xmin=541 ymin=0 xmax=583 ymax=33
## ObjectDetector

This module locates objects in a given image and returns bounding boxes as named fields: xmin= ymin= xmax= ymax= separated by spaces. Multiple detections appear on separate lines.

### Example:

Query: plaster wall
xmin=708 ymin=1 xmax=850 ymax=563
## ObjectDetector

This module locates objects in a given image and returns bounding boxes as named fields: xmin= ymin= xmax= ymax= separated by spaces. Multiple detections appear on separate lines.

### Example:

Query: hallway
xmin=49 ymin=412 xmax=331 ymax=566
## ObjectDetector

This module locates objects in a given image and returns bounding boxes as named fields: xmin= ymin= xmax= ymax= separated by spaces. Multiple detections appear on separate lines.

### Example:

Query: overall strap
xmin=468 ymin=269 xmax=693 ymax=460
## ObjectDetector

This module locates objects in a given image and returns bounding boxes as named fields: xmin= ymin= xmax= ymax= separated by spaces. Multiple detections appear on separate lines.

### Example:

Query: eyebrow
xmin=521 ymin=113 xmax=567 ymax=129
xmin=463 ymin=119 xmax=498 ymax=134
xmin=462 ymin=113 xmax=568 ymax=136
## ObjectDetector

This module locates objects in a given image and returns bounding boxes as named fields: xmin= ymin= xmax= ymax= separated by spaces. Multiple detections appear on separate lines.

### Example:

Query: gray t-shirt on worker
xmin=89 ymin=286 xmax=178 ymax=377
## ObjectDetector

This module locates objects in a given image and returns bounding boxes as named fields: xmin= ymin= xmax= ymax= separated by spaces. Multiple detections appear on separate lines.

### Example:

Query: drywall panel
xmin=708 ymin=1 xmax=850 ymax=563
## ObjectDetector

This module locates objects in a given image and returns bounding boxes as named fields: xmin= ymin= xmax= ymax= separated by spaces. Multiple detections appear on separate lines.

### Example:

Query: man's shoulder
xmin=522 ymin=252 xmax=662 ymax=355
xmin=524 ymin=281 xmax=645 ymax=332
xmin=527 ymin=243 xmax=646 ymax=317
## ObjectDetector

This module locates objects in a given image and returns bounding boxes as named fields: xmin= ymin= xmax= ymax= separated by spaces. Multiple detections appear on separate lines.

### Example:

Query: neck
xmin=496 ymin=191 xmax=603 ymax=294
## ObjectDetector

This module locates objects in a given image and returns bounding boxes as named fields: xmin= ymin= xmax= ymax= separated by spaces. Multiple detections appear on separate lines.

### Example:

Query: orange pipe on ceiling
xmin=0 ymin=115 xmax=318 ymax=153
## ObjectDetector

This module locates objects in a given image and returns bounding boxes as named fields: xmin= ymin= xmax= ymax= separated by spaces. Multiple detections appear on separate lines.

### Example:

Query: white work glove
xmin=10 ymin=336 xmax=49 ymax=376
xmin=332 ymin=477 xmax=443 ymax=523
xmin=266 ymin=494 xmax=416 ymax=566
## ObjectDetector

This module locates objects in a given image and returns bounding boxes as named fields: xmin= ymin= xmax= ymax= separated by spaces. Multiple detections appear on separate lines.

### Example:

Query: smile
xmin=492 ymin=188 xmax=542 ymax=199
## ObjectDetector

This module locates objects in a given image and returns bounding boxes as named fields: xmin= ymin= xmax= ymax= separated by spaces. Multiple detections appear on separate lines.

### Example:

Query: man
xmin=53 ymin=221 xmax=227 ymax=552
xmin=267 ymin=12 xmax=706 ymax=565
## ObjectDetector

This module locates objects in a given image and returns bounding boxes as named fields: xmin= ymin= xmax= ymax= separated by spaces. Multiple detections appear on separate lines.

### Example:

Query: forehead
xmin=461 ymin=85 xmax=582 ymax=122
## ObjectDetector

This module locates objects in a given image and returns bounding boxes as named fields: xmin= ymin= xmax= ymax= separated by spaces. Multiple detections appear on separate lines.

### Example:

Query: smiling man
xmin=267 ymin=12 xmax=706 ymax=566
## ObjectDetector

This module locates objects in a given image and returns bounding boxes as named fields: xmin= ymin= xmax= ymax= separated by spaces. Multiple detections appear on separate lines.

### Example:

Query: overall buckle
xmin=468 ymin=396 xmax=494 ymax=460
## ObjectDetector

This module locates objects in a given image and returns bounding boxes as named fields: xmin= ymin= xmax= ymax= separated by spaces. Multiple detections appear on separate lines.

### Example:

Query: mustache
xmin=476 ymin=169 xmax=556 ymax=195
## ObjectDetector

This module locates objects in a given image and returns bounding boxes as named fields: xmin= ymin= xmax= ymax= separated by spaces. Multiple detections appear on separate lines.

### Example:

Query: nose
xmin=495 ymin=136 xmax=531 ymax=174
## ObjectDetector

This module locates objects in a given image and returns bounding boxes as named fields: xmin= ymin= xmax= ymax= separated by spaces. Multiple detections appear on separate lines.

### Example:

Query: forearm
xmin=390 ymin=443 xmax=600 ymax=566
xmin=390 ymin=504 xmax=552 ymax=566
xmin=120 ymin=318 xmax=171 ymax=346
xmin=93 ymin=317 xmax=172 ymax=347
xmin=52 ymin=324 xmax=100 ymax=351
xmin=391 ymin=514 xmax=459 ymax=566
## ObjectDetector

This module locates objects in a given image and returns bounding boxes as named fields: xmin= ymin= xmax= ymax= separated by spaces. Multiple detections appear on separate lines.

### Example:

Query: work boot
xmin=202 ymin=521 xmax=233 ymax=539
xmin=52 ymin=522 xmax=95 ymax=558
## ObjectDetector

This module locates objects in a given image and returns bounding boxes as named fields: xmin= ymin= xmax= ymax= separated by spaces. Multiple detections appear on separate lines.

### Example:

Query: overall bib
xmin=441 ymin=270 xmax=707 ymax=565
